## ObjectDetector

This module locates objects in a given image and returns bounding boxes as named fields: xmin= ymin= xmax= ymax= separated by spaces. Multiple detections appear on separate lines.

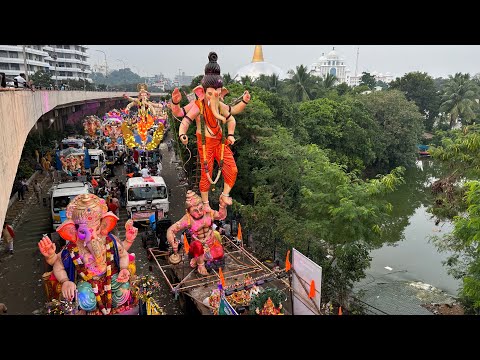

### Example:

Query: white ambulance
xmin=126 ymin=176 xmax=170 ymax=223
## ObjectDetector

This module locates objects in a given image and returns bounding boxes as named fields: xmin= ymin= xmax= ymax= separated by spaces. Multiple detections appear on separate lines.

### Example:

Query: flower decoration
xmin=46 ymin=299 xmax=76 ymax=315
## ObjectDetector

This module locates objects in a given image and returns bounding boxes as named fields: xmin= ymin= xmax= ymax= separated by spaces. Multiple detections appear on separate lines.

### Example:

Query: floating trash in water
xmin=384 ymin=266 xmax=393 ymax=271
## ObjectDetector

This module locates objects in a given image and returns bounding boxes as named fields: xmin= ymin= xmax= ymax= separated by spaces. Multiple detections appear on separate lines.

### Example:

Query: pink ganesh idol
xmin=166 ymin=190 xmax=227 ymax=275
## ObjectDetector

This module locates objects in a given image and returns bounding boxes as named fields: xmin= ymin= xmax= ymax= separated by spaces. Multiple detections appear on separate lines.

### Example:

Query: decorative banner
xmin=292 ymin=248 xmax=322 ymax=315
xmin=218 ymin=293 xmax=238 ymax=315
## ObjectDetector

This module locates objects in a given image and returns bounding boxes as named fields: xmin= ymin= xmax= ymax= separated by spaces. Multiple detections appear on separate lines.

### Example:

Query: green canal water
xmin=362 ymin=159 xmax=461 ymax=297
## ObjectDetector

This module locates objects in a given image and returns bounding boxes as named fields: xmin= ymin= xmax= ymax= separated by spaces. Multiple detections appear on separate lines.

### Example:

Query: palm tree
xmin=240 ymin=75 xmax=253 ymax=86
xmin=223 ymin=73 xmax=233 ymax=86
xmin=440 ymin=73 xmax=479 ymax=128
xmin=285 ymin=65 xmax=315 ymax=102
xmin=255 ymin=74 xmax=282 ymax=93
xmin=323 ymin=73 xmax=338 ymax=89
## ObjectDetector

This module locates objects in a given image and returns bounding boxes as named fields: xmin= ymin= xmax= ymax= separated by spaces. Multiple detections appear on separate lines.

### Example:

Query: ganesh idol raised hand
xmin=38 ymin=194 xmax=139 ymax=315
xmin=169 ymin=52 xmax=250 ymax=212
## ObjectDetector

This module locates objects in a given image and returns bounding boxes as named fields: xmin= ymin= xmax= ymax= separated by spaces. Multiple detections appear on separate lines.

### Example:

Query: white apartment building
xmin=0 ymin=45 xmax=91 ymax=82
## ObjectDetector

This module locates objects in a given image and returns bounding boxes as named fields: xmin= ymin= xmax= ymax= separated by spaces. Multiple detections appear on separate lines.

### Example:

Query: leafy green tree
xmin=432 ymin=181 xmax=480 ymax=313
xmin=223 ymin=73 xmax=233 ymax=86
xmin=237 ymin=128 xmax=405 ymax=306
xmin=375 ymin=80 xmax=389 ymax=90
xmin=239 ymin=75 xmax=253 ymax=86
xmin=429 ymin=125 xmax=480 ymax=218
xmin=440 ymin=73 xmax=479 ymax=128
xmin=30 ymin=70 xmax=54 ymax=88
xmin=298 ymin=97 xmax=381 ymax=172
xmin=352 ymin=84 xmax=370 ymax=94
xmin=190 ymin=75 xmax=203 ymax=88
xmin=336 ymin=82 xmax=350 ymax=96
xmin=358 ymin=90 xmax=425 ymax=173
xmin=360 ymin=72 xmax=376 ymax=90
xmin=254 ymin=74 xmax=283 ymax=94
xmin=428 ymin=124 xmax=480 ymax=313
xmin=388 ymin=72 xmax=441 ymax=131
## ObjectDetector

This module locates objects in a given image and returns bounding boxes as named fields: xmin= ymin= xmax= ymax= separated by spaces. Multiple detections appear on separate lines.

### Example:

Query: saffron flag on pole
xmin=219 ymin=267 xmax=226 ymax=288
xmin=237 ymin=222 xmax=242 ymax=241
xmin=285 ymin=250 xmax=291 ymax=271
xmin=309 ymin=280 xmax=316 ymax=299
xmin=183 ymin=233 xmax=190 ymax=254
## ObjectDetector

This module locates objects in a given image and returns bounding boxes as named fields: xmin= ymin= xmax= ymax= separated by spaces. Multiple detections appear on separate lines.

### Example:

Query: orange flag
xmin=308 ymin=280 xmax=316 ymax=299
xmin=237 ymin=223 xmax=242 ymax=241
xmin=219 ymin=267 xmax=226 ymax=288
xmin=183 ymin=233 xmax=189 ymax=254
xmin=338 ymin=306 xmax=343 ymax=316
xmin=285 ymin=250 xmax=291 ymax=271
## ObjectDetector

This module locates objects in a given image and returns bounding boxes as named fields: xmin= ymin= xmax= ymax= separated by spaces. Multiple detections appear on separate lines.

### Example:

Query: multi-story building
xmin=347 ymin=71 xmax=394 ymax=87
xmin=0 ymin=45 xmax=50 ymax=79
xmin=310 ymin=47 xmax=394 ymax=87
xmin=0 ymin=45 xmax=91 ymax=82
xmin=310 ymin=48 xmax=349 ymax=85
xmin=43 ymin=45 xmax=91 ymax=83
xmin=174 ymin=72 xmax=194 ymax=87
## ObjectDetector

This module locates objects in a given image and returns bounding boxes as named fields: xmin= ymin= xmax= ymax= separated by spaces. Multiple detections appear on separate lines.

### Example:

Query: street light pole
xmin=95 ymin=49 xmax=108 ymax=90
xmin=22 ymin=45 xmax=29 ymax=81
xmin=51 ymin=49 xmax=58 ymax=89
xmin=81 ymin=65 xmax=86 ymax=91
xmin=117 ymin=58 xmax=127 ymax=91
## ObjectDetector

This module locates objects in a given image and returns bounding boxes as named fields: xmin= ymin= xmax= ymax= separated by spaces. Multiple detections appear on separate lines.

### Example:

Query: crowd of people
xmin=0 ymin=73 xmax=35 ymax=91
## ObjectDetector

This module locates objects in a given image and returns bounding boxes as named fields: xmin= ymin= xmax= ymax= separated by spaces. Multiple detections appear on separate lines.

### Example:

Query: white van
xmin=50 ymin=182 xmax=93 ymax=229
xmin=126 ymin=176 xmax=169 ymax=222
xmin=88 ymin=149 xmax=108 ymax=177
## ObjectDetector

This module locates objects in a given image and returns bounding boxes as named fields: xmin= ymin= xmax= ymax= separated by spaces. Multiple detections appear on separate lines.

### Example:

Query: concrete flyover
xmin=0 ymin=90 xmax=167 ymax=228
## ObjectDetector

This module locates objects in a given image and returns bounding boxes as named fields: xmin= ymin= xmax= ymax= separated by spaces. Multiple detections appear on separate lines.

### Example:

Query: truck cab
xmin=50 ymin=182 xmax=93 ymax=230
xmin=126 ymin=176 xmax=169 ymax=223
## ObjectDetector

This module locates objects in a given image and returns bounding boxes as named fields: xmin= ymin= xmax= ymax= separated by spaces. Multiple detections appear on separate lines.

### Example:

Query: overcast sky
xmin=87 ymin=45 xmax=480 ymax=80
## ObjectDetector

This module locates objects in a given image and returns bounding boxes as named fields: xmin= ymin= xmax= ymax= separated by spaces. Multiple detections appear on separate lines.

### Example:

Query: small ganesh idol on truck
xmin=166 ymin=190 xmax=227 ymax=276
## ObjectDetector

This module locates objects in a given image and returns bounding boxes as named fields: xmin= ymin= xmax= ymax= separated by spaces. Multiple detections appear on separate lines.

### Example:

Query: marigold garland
xmin=68 ymin=237 xmax=115 ymax=315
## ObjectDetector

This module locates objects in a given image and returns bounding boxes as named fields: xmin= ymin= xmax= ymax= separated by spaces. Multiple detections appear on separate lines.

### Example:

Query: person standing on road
xmin=2 ymin=222 xmax=15 ymax=254
xmin=33 ymin=180 xmax=42 ymax=204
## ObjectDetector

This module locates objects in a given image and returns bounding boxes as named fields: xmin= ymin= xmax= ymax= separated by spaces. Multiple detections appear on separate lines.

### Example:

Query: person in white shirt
xmin=156 ymin=161 xmax=163 ymax=176
xmin=140 ymin=167 xmax=150 ymax=178
xmin=14 ymin=74 xmax=27 ymax=88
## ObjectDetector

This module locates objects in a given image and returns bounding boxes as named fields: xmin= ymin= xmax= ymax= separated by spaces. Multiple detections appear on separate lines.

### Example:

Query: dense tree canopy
xmin=389 ymin=72 xmax=441 ymax=131
xmin=358 ymin=90 xmax=425 ymax=173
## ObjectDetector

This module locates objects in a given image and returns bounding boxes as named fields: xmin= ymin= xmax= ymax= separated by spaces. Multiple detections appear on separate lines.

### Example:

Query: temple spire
xmin=252 ymin=45 xmax=264 ymax=63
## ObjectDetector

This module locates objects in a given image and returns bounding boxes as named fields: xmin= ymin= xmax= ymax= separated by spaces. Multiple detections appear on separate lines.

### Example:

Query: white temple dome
xmin=234 ymin=45 xmax=286 ymax=80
